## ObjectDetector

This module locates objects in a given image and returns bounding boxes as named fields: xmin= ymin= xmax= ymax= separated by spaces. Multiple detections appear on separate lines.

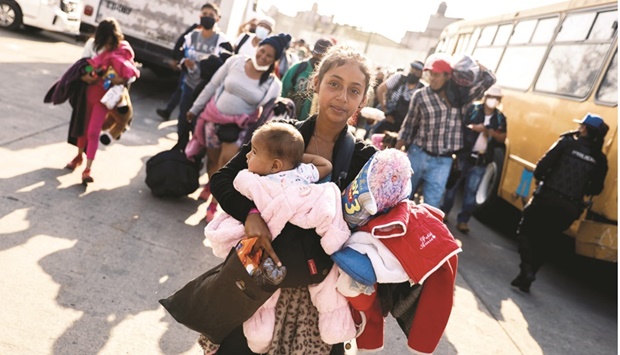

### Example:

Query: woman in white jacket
xmin=186 ymin=33 xmax=291 ymax=222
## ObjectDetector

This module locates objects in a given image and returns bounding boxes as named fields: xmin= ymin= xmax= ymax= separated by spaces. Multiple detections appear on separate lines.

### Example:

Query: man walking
xmin=395 ymin=53 xmax=495 ymax=208
xmin=174 ymin=2 xmax=232 ymax=150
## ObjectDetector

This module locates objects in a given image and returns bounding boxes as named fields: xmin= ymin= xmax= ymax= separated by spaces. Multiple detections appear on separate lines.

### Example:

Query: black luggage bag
xmin=145 ymin=149 xmax=200 ymax=197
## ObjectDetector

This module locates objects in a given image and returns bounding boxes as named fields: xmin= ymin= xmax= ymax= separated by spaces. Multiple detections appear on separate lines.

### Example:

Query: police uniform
xmin=513 ymin=114 xmax=608 ymax=293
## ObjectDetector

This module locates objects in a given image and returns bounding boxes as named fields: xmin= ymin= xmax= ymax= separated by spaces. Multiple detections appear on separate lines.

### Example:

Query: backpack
xmin=145 ymin=149 xmax=201 ymax=197
xmin=233 ymin=34 xmax=250 ymax=55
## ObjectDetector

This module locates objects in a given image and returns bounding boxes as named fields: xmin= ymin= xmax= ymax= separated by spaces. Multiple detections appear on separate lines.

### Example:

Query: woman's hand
xmin=186 ymin=111 xmax=196 ymax=123
xmin=245 ymin=213 xmax=281 ymax=266
xmin=467 ymin=123 xmax=487 ymax=133
xmin=81 ymin=73 xmax=98 ymax=84
xmin=184 ymin=58 xmax=196 ymax=71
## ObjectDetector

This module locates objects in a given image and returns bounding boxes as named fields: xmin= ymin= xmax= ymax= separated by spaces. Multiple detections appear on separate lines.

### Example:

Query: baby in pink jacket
xmin=204 ymin=122 xmax=356 ymax=353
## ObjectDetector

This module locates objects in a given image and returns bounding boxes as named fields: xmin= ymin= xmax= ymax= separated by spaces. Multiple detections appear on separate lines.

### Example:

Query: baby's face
xmin=246 ymin=137 xmax=275 ymax=176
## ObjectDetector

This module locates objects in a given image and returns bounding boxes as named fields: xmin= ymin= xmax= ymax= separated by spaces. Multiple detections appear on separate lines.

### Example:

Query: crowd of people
xmin=50 ymin=2 xmax=609 ymax=353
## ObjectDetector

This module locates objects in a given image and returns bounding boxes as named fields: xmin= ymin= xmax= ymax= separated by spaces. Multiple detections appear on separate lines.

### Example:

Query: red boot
xmin=82 ymin=168 xmax=94 ymax=185
xmin=65 ymin=154 xmax=83 ymax=170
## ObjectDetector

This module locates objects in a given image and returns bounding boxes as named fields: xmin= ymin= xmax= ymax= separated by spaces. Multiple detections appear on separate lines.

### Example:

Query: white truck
xmin=79 ymin=0 xmax=256 ymax=71
xmin=0 ymin=0 xmax=82 ymax=34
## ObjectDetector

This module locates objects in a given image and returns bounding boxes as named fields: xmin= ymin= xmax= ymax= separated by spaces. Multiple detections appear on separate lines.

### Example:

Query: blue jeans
xmin=176 ymin=81 xmax=195 ymax=150
xmin=407 ymin=144 xmax=453 ymax=208
xmin=164 ymin=72 xmax=185 ymax=113
xmin=441 ymin=156 xmax=486 ymax=223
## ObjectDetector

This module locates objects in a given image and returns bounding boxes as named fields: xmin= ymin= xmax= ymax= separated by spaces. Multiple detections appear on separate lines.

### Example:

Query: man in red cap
xmin=395 ymin=53 xmax=496 ymax=208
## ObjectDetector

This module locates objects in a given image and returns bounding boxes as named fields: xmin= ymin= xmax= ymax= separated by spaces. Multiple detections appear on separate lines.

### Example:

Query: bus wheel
xmin=474 ymin=147 xmax=505 ymax=219
xmin=0 ymin=0 xmax=22 ymax=31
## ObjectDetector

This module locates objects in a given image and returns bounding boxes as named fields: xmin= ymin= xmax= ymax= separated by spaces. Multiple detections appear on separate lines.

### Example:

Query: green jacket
xmin=281 ymin=59 xmax=316 ymax=120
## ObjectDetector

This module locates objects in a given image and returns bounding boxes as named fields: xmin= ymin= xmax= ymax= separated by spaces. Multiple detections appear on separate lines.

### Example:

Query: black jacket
xmin=44 ymin=57 xmax=90 ymax=146
xmin=211 ymin=117 xmax=376 ymax=286
xmin=535 ymin=133 xmax=608 ymax=199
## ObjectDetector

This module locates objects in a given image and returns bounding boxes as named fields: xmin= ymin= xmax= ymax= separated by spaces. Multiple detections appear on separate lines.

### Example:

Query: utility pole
xmin=364 ymin=31 xmax=372 ymax=54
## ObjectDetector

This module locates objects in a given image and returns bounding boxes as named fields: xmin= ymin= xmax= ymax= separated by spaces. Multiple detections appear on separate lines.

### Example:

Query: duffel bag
xmin=145 ymin=149 xmax=200 ymax=197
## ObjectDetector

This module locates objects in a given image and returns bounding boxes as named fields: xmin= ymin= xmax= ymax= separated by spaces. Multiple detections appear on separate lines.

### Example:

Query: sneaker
xmin=65 ymin=155 xmax=83 ymax=170
xmin=156 ymin=108 xmax=170 ymax=121
xmin=456 ymin=222 xmax=470 ymax=233
xmin=82 ymin=168 xmax=94 ymax=185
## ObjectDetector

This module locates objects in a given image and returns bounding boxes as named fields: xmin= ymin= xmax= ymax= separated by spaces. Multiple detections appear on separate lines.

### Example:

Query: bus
xmin=435 ymin=0 xmax=617 ymax=262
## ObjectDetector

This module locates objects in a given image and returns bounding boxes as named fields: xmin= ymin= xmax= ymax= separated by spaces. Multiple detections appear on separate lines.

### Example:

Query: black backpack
xmin=145 ymin=149 xmax=201 ymax=197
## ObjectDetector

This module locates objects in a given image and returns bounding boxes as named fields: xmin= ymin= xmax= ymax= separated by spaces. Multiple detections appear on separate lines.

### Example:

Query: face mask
xmin=485 ymin=98 xmax=498 ymax=109
xmin=406 ymin=73 xmax=420 ymax=84
xmin=251 ymin=55 xmax=270 ymax=72
xmin=255 ymin=26 xmax=270 ymax=40
xmin=200 ymin=16 xmax=216 ymax=30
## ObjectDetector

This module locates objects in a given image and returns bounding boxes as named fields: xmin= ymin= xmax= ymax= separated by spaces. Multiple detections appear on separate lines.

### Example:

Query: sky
xmin=258 ymin=0 xmax=568 ymax=42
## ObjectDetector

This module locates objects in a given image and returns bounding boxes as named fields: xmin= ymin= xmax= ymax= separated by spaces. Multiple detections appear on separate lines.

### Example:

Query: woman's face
xmin=315 ymin=61 xmax=367 ymax=126
xmin=255 ymin=44 xmax=276 ymax=67
xmin=246 ymin=136 xmax=274 ymax=176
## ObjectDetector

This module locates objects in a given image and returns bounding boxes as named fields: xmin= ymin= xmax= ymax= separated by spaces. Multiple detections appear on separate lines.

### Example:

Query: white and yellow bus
xmin=435 ymin=0 xmax=617 ymax=262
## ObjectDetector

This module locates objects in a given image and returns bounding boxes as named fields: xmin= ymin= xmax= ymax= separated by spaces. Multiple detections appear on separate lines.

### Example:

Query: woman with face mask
xmin=233 ymin=17 xmax=275 ymax=57
xmin=441 ymin=85 xmax=507 ymax=233
xmin=186 ymin=33 xmax=291 ymax=222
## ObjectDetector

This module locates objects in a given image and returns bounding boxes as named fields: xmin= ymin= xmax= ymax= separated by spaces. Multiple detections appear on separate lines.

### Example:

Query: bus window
xmin=477 ymin=25 xmax=498 ymax=46
xmin=496 ymin=47 xmax=547 ymax=89
xmin=473 ymin=47 xmax=503 ymax=72
xmin=590 ymin=10 xmax=618 ymax=40
xmin=493 ymin=24 xmax=513 ymax=46
xmin=531 ymin=17 xmax=559 ymax=43
xmin=596 ymin=51 xmax=618 ymax=104
xmin=465 ymin=27 xmax=481 ymax=54
xmin=454 ymin=33 xmax=471 ymax=55
xmin=509 ymin=19 xmax=537 ymax=44
xmin=535 ymin=43 xmax=609 ymax=97
xmin=555 ymin=12 xmax=597 ymax=41
xmin=495 ymin=17 xmax=557 ymax=90
xmin=535 ymin=9 xmax=615 ymax=98
xmin=436 ymin=38 xmax=447 ymax=53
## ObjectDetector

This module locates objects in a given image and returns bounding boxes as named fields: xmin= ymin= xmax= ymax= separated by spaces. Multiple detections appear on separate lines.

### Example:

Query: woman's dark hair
xmin=259 ymin=63 xmax=275 ymax=85
xmin=94 ymin=18 xmax=124 ymax=52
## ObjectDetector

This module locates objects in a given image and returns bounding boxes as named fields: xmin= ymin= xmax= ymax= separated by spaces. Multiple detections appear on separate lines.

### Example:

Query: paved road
xmin=0 ymin=29 xmax=616 ymax=355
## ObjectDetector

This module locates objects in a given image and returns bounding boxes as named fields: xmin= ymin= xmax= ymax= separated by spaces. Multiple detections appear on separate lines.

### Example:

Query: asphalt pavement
xmin=0 ymin=28 xmax=616 ymax=355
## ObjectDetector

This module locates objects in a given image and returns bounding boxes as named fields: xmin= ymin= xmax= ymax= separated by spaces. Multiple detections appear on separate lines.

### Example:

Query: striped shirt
xmin=398 ymin=70 xmax=496 ymax=155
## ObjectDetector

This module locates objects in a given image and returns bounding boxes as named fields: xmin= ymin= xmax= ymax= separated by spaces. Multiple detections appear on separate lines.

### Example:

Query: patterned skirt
xmin=198 ymin=286 xmax=333 ymax=355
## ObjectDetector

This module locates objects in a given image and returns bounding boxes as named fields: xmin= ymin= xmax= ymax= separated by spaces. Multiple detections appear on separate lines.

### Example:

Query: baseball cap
xmin=312 ymin=38 xmax=333 ymax=55
xmin=423 ymin=53 xmax=453 ymax=74
xmin=573 ymin=113 xmax=605 ymax=130
xmin=331 ymin=247 xmax=377 ymax=286
xmin=410 ymin=60 xmax=424 ymax=71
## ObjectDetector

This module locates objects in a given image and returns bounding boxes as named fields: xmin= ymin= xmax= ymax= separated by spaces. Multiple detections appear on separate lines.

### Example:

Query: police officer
xmin=511 ymin=113 xmax=609 ymax=293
